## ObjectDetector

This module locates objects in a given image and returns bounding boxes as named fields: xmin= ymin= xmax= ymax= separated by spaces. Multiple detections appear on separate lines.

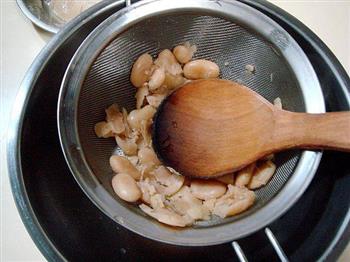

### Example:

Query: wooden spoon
xmin=152 ymin=79 xmax=350 ymax=178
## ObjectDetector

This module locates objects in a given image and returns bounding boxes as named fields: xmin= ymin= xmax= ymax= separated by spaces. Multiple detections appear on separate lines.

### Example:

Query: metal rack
xmin=232 ymin=228 xmax=288 ymax=262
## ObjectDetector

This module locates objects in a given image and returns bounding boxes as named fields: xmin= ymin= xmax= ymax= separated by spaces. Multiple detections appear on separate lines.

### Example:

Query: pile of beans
xmin=95 ymin=43 xmax=279 ymax=227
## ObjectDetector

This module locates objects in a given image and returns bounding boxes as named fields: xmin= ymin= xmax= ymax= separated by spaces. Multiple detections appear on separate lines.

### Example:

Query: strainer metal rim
xmin=58 ymin=0 xmax=325 ymax=246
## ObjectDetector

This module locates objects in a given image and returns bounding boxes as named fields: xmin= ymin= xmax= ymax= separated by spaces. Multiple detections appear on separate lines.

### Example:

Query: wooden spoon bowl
xmin=153 ymin=79 xmax=350 ymax=178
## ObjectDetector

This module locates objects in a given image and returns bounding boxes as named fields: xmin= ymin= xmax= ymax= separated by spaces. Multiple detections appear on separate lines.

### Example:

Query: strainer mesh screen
xmin=78 ymin=14 xmax=304 ymax=223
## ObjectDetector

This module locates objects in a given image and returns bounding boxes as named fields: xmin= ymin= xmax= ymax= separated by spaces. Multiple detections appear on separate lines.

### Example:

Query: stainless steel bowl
xmin=7 ymin=0 xmax=350 ymax=260
xmin=17 ymin=0 xmax=60 ymax=33
xmin=58 ymin=0 xmax=325 ymax=246
xmin=16 ymin=0 xmax=101 ymax=33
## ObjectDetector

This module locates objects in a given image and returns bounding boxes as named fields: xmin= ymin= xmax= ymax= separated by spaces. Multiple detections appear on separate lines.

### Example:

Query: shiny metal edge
xmin=16 ymin=0 xmax=59 ymax=34
xmin=232 ymin=241 xmax=249 ymax=262
xmin=7 ymin=0 xmax=350 ymax=258
xmin=239 ymin=1 xmax=350 ymax=259
xmin=265 ymin=228 xmax=289 ymax=262
xmin=243 ymin=0 xmax=350 ymax=110
xmin=57 ymin=0 xmax=324 ymax=246
xmin=6 ymin=1 xmax=125 ymax=261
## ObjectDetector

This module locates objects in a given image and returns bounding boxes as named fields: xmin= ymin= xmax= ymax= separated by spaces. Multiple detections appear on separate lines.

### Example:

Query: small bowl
xmin=16 ymin=0 xmax=101 ymax=33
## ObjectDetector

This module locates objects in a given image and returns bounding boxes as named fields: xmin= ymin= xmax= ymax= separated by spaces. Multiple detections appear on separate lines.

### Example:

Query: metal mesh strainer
xmin=58 ymin=0 xmax=325 ymax=245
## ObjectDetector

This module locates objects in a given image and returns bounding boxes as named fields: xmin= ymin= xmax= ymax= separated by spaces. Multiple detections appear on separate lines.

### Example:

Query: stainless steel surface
xmin=16 ymin=0 xmax=101 ymax=33
xmin=265 ymin=228 xmax=289 ymax=262
xmin=6 ymin=0 xmax=126 ymax=260
xmin=232 ymin=242 xmax=248 ymax=262
xmin=5 ymin=0 xmax=350 ymax=260
xmin=58 ymin=0 xmax=324 ymax=246
xmin=16 ymin=0 xmax=60 ymax=33
xmin=232 ymin=227 xmax=289 ymax=262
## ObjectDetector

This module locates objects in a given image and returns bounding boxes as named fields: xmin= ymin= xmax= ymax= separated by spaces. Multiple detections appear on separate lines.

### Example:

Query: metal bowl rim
xmin=7 ymin=0 xmax=350 ymax=259
xmin=7 ymin=1 xmax=126 ymax=261
xmin=16 ymin=0 xmax=59 ymax=33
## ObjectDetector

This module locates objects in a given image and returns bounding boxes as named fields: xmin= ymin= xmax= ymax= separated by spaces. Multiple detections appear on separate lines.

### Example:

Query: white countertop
xmin=1 ymin=0 xmax=350 ymax=261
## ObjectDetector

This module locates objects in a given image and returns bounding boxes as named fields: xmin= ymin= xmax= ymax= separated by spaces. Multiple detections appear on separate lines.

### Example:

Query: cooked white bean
xmin=138 ymin=147 xmax=161 ymax=166
xmin=139 ymin=204 xmax=193 ymax=227
xmin=273 ymin=97 xmax=282 ymax=110
xmin=213 ymin=185 xmax=255 ymax=218
xmin=112 ymin=173 xmax=141 ymax=202
xmin=173 ymin=43 xmax=197 ymax=64
xmin=263 ymin=154 xmax=274 ymax=161
xmin=127 ymin=105 xmax=156 ymax=130
xmin=130 ymin=53 xmax=153 ymax=88
xmin=109 ymin=155 xmax=140 ymax=180
xmin=137 ymin=178 xmax=157 ymax=204
xmin=169 ymin=186 xmax=210 ymax=220
xmin=94 ymin=121 xmax=113 ymax=138
xmin=154 ymin=49 xmax=182 ymax=76
xmin=121 ymin=107 xmax=132 ymax=138
xmin=127 ymin=156 xmax=139 ymax=166
xmin=163 ymin=73 xmax=187 ymax=90
xmin=105 ymin=104 xmax=125 ymax=134
xmin=203 ymin=198 xmax=216 ymax=212
xmin=183 ymin=59 xmax=219 ymax=79
xmin=190 ymin=179 xmax=226 ymax=200
xmin=105 ymin=104 xmax=120 ymax=121
xmin=149 ymin=86 xmax=169 ymax=96
xmin=135 ymin=85 xmax=149 ymax=109
xmin=115 ymin=136 xmax=137 ymax=156
xmin=151 ymin=166 xmax=184 ymax=196
xmin=136 ymin=135 xmax=148 ymax=151
xmin=216 ymin=173 xmax=235 ymax=184
xmin=138 ymin=163 xmax=155 ymax=179
xmin=248 ymin=161 xmax=276 ymax=189
xmin=150 ymin=194 xmax=165 ymax=209
xmin=235 ymin=163 xmax=255 ymax=187
xmin=148 ymin=67 xmax=165 ymax=91
xmin=140 ymin=119 xmax=152 ymax=147
xmin=245 ymin=64 xmax=255 ymax=74
xmin=146 ymin=94 xmax=166 ymax=108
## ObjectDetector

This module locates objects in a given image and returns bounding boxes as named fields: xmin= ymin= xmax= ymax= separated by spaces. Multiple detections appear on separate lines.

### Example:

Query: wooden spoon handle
xmin=275 ymin=111 xmax=350 ymax=152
